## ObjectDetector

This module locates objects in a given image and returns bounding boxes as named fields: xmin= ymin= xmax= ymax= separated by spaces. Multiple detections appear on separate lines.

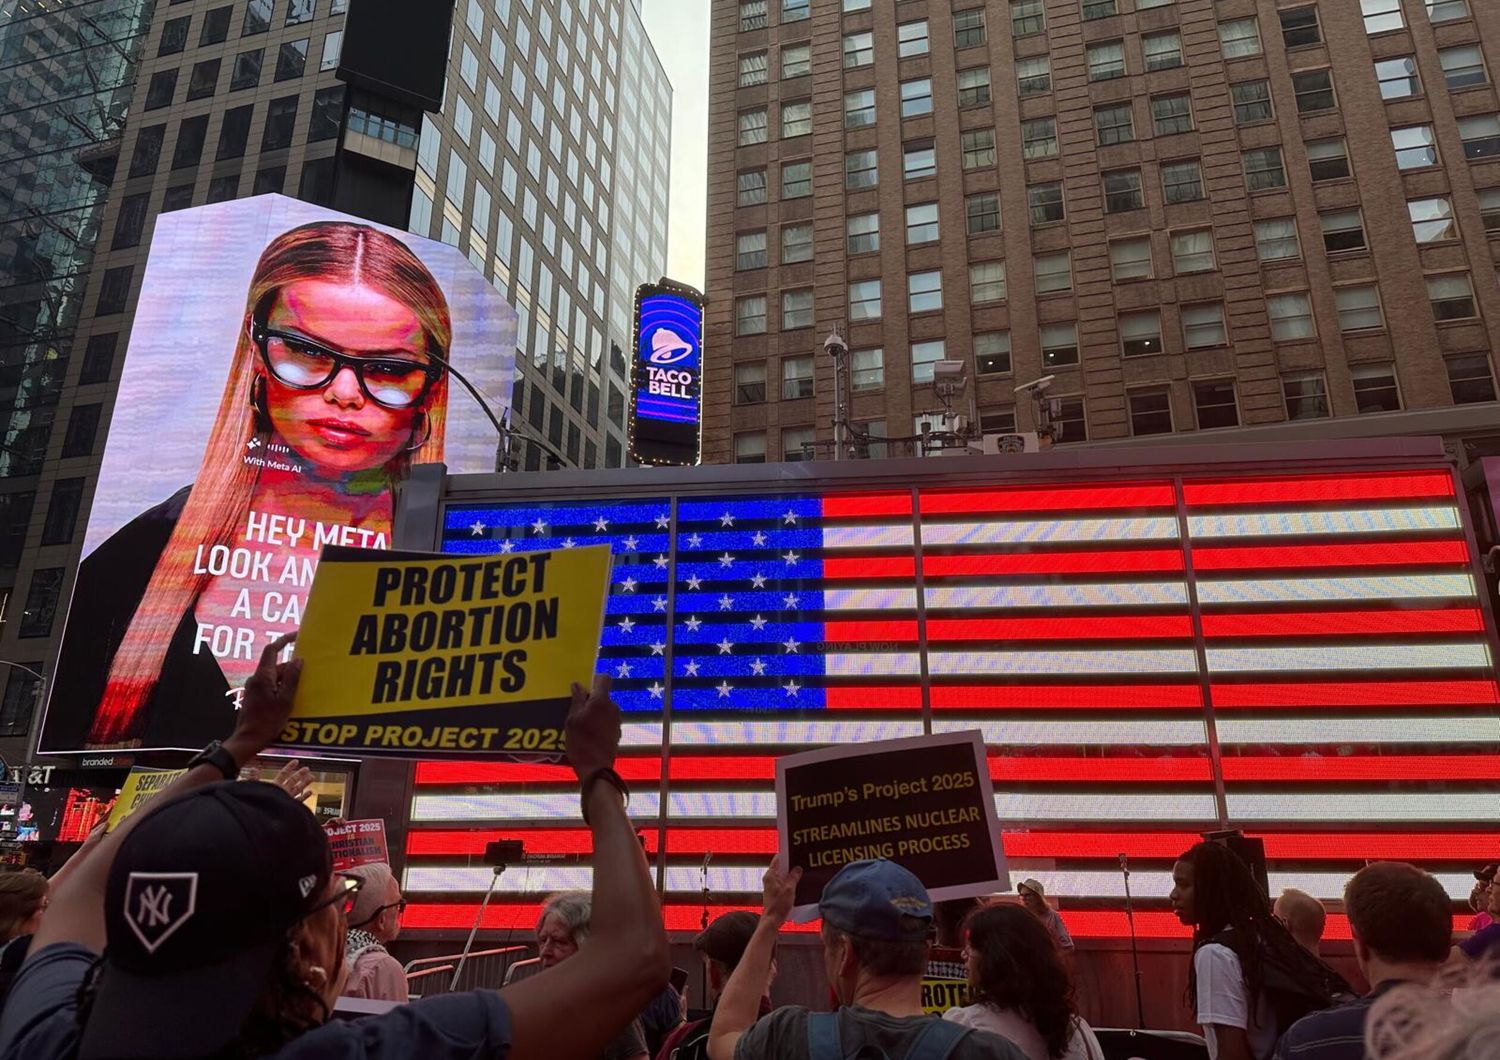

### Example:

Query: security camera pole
xmin=824 ymin=328 xmax=853 ymax=460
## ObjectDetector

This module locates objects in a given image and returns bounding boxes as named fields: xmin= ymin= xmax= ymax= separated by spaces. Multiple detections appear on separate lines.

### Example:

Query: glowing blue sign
xmin=630 ymin=282 xmax=703 ymax=466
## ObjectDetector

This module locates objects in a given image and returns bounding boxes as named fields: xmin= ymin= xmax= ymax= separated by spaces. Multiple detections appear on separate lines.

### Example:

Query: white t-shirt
xmin=943 ymin=1004 xmax=1102 ymax=1060
xmin=1193 ymin=943 xmax=1277 ymax=1060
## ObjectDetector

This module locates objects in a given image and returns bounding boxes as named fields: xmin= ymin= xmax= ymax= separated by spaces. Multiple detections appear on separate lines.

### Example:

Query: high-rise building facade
xmin=0 ymin=0 xmax=670 ymax=761
xmin=702 ymin=0 xmax=1500 ymax=464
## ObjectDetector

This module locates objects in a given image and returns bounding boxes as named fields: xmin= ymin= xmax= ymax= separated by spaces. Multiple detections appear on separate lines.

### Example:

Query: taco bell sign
xmin=629 ymin=280 xmax=704 ymax=467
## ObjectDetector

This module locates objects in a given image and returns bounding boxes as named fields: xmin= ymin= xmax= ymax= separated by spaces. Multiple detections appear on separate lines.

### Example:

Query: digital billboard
xmin=39 ymin=194 xmax=516 ymax=752
xmin=629 ymin=281 xmax=703 ymax=467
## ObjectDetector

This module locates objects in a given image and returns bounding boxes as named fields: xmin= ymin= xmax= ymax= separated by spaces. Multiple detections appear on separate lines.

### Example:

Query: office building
xmin=702 ymin=0 xmax=1500 ymax=464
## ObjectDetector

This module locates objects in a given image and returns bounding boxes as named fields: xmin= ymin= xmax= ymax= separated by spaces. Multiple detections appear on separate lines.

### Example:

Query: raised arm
xmin=503 ymin=675 xmax=671 ymax=1060
xmin=707 ymin=860 xmax=800 ymax=1060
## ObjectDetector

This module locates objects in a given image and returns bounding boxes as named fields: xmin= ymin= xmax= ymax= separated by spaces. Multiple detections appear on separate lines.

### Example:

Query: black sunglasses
xmin=250 ymin=319 xmax=442 ymax=410
xmin=302 ymin=874 xmax=363 ymax=919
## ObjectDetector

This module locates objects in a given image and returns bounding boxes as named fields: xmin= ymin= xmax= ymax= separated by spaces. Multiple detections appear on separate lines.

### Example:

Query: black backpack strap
xmin=904 ymin=1019 xmax=971 ymax=1060
xmin=807 ymin=1011 xmax=844 ymax=1060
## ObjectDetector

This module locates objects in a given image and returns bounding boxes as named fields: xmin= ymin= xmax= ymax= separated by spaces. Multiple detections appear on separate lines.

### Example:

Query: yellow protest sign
xmin=107 ymin=768 xmax=186 ymax=831
xmin=283 ymin=544 xmax=611 ymax=758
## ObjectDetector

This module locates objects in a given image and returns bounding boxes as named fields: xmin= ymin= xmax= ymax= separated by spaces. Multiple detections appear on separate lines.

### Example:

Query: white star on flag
xmin=655 ymin=513 xmax=671 ymax=529
xmin=686 ymin=575 xmax=703 ymax=590
xmin=718 ymin=553 xmax=735 ymax=568
xmin=622 ymin=535 xmax=639 ymax=551
xmin=617 ymin=617 xmax=636 ymax=633
xmin=654 ymin=554 xmax=670 ymax=570
xmin=783 ymin=593 xmax=800 ymax=608
xmin=784 ymin=681 xmax=801 ymax=697
xmin=720 ymin=512 xmax=736 ymax=527
xmin=716 ymin=681 xmax=733 ymax=698
xmin=749 ymin=615 xmax=768 ymax=630
xmin=652 ymin=597 xmax=668 ymax=612
xmin=531 ymin=519 xmax=547 ymax=534
xmin=782 ymin=550 xmax=800 ymax=565
xmin=650 ymin=641 xmax=666 ymax=655
xmin=683 ymin=660 xmax=701 ymax=677
xmin=649 ymin=682 xmax=665 ymax=699
xmin=615 ymin=662 xmax=633 ymax=678
xmin=686 ymin=533 xmax=703 ymax=548
xmin=716 ymin=638 xmax=735 ymax=654
xmin=783 ymin=511 xmax=799 ymax=525
xmin=750 ymin=573 xmax=767 ymax=588
xmin=783 ymin=637 xmax=801 ymax=653
xmin=499 ymin=540 xmax=516 ymax=553
xmin=619 ymin=577 xmax=637 ymax=593
xmin=752 ymin=531 xmax=768 ymax=546
xmin=684 ymin=616 xmax=703 ymax=632
xmin=593 ymin=516 xmax=610 ymax=532
xmin=718 ymin=594 xmax=734 ymax=610
xmin=750 ymin=658 xmax=768 ymax=675
xmin=469 ymin=521 xmax=486 ymax=536
xmin=562 ymin=537 xmax=576 ymax=548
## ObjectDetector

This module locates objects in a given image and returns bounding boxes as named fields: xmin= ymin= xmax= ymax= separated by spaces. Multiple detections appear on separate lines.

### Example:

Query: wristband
xmin=580 ymin=767 xmax=629 ymax=824
xmin=186 ymin=740 xmax=239 ymax=781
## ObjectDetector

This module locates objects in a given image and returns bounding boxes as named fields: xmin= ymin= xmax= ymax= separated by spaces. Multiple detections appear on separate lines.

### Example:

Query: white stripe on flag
xmin=934 ymin=718 xmax=1208 ymax=746
xmin=926 ymin=649 xmax=1200 ymax=676
xmin=920 ymin=517 xmax=1179 ymax=546
xmin=1228 ymin=792 xmax=1500 ymax=821
xmin=825 ymin=588 xmax=920 ymax=611
xmin=1217 ymin=716 xmax=1500 ymax=744
xmin=923 ymin=583 xmax=1188 ymax=610
xmin=993 ymin=791 xmax=1218 ymax=821
xmin=1188 ymin=507 xmax=1459 ymax=538
xmin=639 ymin=719 xmax=927 ymax=747
xmin=1196 ymin=574 xmax=1476 ymax=605
xmin=411 ymin=791 xmax=780 ymax=822
xmin=1206 ymin=642 xmax=1493 ymax=672
xmin=822 ymin=525 xmax=915 ymax=549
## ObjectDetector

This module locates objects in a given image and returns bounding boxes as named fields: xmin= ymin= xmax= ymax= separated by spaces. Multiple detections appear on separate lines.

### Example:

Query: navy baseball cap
xmin=80 ymin=780 xmax=333 ymax=1059
xmin=819 ymin=859 xmax=933 ymax=941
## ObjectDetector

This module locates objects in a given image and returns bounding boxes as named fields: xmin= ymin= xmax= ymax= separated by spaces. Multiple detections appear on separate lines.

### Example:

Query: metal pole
xmin=451 ymin=865 xmax=504 ymax=991
xmin=1121 ymin=855 xmax=1147 ymax=1030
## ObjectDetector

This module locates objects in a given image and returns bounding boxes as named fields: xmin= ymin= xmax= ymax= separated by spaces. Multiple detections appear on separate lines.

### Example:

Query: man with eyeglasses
xmin=342 ymin=862 xmax=409 ymax=1003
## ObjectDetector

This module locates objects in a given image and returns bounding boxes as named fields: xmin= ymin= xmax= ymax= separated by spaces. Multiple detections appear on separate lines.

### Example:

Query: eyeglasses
xmin=251 ymin=320 xmax=441 ymax=410
xmin=372 ymin=899 xmax=407 ymax=918
xmin=303 ymin=874 xmax=363 ymax=919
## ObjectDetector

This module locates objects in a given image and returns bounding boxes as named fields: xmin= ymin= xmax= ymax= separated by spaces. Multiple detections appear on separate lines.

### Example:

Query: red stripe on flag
xmin=824 ymin=685 xmax=923 ymax=708
xmin=1211 ymin=678 xmax=1500 ymax=707
xmin=401 ymin=902 xmax=823 ymax=933
xmin=825 ymin=615 xmax=1194 ymax=642
xmin=923 ymin=549 xmax=1185 ymax=577
xmin=822 ymin=493 xmax=914 ymax=518
xmin=928 ymin=684 xmax=1204 ymax=709
xmin=991 ymin=756 xmax=1212 ymax=783
xmin=1201 ymin=608 xmax=1486 ymax=638
xmin=1183 ymin=471 xmax=1455 ymax=507
xmin=1192 ymin=540 xmax=1470 ymax=571
xmin=919 ymin=483 xmax=1176 ymax=515
xmin=1223 ymin=755 xmax=1500 ymax=782
xmin=823 ymin=556 xmax=917 ymax=580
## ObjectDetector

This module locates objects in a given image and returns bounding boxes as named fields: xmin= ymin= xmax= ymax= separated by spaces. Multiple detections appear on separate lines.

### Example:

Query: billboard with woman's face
xmin=39 ymin=195 xmax=516 ymax=753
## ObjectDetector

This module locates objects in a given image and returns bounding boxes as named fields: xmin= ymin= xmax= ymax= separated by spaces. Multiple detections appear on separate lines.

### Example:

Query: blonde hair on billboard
xmin=87 ymin=220 xmax=451 ymax=745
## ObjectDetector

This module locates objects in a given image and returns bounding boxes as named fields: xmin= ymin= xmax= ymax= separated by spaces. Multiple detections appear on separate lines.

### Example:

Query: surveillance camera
xmin=823 ymin=331 xmax=848 ymax=357
xmin=932 ymin=359 xmax=967 ymax=380
xmin=1014 ymin=375 xmax=1056 ymax=395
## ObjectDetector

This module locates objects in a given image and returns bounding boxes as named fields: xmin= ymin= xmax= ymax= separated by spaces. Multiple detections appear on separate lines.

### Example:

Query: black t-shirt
xmin=733 ymin=1005 xmax=1028 ymax=1060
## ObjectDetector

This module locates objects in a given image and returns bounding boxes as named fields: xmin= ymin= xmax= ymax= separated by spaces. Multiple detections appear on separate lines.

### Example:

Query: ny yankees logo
xmin=124 ymin=872 xmax=198 ymax=954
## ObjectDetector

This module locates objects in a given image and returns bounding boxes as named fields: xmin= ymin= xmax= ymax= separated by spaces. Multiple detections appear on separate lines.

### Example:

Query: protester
xmin=341 ymin=862 xmax=407 ymax=1003
xmin=0 ymin=635 xmax=670 ymax=1059
xmin=707 ymin=858 xmax=1027 ymax=1060
xmin=655 ymin=912 xmax=769 ymax=1060
xmin=1273 ymin=889 xmax=1326 ymax=958
xmin=535 ymin=890 xmax=650 ymax=1060
xmin=1017 ymin=880 xmax=1074 ymax=953
xmin=640 ymin=980 xmax=687 ymax=1057
xmin=1451 ymin=866 xmax=1500 ymax=962
xmin=0 ymin=870 xmax=46 ymax=943
xmin=1465 ymin=863 xmax=1494 ymax=932
xmin=935 ymin=897 xmax=981 ymax=949
xmin=1362 ymin=973 xmax=1500 ymax=1059
xmin=944 ymin=904 xmax=1103 ymax=1060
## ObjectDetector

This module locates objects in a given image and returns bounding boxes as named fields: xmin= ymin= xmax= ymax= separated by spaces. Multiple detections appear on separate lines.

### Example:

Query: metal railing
xmin=401 ymin=945 xmax=529 ymax=998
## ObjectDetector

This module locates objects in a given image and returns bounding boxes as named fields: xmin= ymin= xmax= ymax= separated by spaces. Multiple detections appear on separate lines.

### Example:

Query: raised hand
xmin=760 ymin=858 xmax=803 ymax=926
xmin=226 ymin=632 xmax=302 ymax=765
xmin=564 ymin=673 xmax=620 ymax=781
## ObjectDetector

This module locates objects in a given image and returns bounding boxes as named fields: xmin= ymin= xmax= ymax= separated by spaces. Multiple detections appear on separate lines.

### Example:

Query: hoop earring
xmin=404 ymin=412 xmax=431 ymax=452
xmin=249 ymin=375 xmax=272 ymax=434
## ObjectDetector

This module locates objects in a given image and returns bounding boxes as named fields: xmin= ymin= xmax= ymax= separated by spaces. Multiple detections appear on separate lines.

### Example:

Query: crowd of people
xmin=0 ymin=638 xmax=1494 ymax=1060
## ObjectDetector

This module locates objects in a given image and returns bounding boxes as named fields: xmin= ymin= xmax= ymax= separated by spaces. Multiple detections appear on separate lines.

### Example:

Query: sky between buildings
xmin=642 ymin=0 xmax=710 ymax=289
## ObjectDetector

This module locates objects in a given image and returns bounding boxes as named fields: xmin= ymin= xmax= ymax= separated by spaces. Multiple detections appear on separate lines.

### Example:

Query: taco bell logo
xmin=646 ymin=327 xmax=694 ymax=366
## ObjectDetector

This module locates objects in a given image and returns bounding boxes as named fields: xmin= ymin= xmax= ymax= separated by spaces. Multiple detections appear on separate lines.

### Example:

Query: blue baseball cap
xmin=819 ymin=859 xmax=933 ymax=940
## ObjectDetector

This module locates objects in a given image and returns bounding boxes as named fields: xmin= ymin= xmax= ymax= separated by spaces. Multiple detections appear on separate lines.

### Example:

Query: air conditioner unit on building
xmin=982 ymin=432 xmax=1041 ymax=455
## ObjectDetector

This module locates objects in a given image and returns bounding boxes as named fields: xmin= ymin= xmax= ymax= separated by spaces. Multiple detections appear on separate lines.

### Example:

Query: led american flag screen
xmin=401 ymin=461 xmax=1500 ymax=938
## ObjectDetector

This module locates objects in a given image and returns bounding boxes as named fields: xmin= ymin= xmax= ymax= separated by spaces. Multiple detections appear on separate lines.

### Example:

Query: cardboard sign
xmin=106 ymin=768 xmax=186 ymax=831
xmin=921 ymin=946 xmax=971 ymax=1015
xmin=776 ymin=731 xmax=1007 ymax=920
xmin=326 ymin=818 xmax=389 ymax=871
xmin=284 ymin=544 xmax=612 ymax=759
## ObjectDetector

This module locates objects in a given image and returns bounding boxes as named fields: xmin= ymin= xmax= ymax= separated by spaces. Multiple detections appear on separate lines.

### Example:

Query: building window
xmin=908 ymin=271 xmax=943 ymax=313
xmin=903 ymin=140 xmax=936 ymax=180
xmin=1284 ymin=372 xmax=1330 ymax=419
xmin=144 ymin=69 xmax=178 ymax=110
xmin=19 ymin=569 xmax=64 ymax=638
xmin=62 ymin=403 xmax=101 ymax=457
xmin=1121 ymin=311 xmax=1164 ymax=357
xmin=1428 ymin=274 xmax=1478 ymax=320
xmin=843 ymin=31 xmax=873 ymax=68
xmin=1255 ymin=218 xmax=1301 ymax=261
xmin=782 ymin=426 xmax=815 ymax=462
xmin=275 ymin=37 xmax=308 ymax=81
xmin=1376 ymin=57 xmax=1420 ymax=100
xmin=958 ymin=68 xmax=991 ymax=107
xmin=954 ymin=8 xmax=986 ymax=48
xmin=782 ymin=0 xmax=809 ymax=22
xmin=906 ymin=203 xmax=939 ymax=244
xmin=1231 ymin=80 xmax=1273 ymax=124
xmin=111 ymin=193 xmax=150 ymax=251
xmin=262 ymin=95 xmax=298 ymax=150
xmin=1336 ymin=285 xmax=1384 ymax=332
xmin=286 ymin=0 xmax=314 ymax=24
xmin=845 ymin=88 xmax=875 ymax=129
xmin=740 ymin=0 xmax=767 ymax=31
xmin=1129 ymin=388 xmax=1174 ymax=436
xmin=96 ymin=267 xmax=132 ymax=316
xmin=736 ymin=231 xmax=767 ymax=271
xmin=41 ymin=478 xmax=84 ymax=546
xmin=735 ymin=432 xmax=767 ymax=464
xmin=911 ymin=340 xmax=947 ymax=384
xmin=1153 ymin=94 xmax=1193 ymax=136
xmin=1280 ymin=7 xmax=1321 ymax=47
xmin=1427 ymin=0 xmax=1469 ymax=22
xmin=900 ymin=78 xmax=933 ymax=118
xmin=201 ymin=6 xmax=232 ymax=45
xmin=847 ymin=213 xmax=879 ymax=254
xmin=1447 ymin=355 xmax=1497 ymax=403
xmin=845 ymin=149 xmax=878 ymax=189
xmin=739 ymin=51 xmax=768 ymax=86
xmin=1054 ymin=398 xmax=1087 ymax=443
xmin=1011 ymin=0 xmax=1045 ymax=36
xmin=1083 ymin=0 xmax=1117 ymax=19
xmin=966 ymin=193 xmax=1000 ymax=234
xmin=1194 ymin=379 xmax=1239 ymax=429
xmin=1104 ymin=169 xmax=1144 ymax=213
xmin=852 ymin=348 xmax=884 ymax=391
xmin=1027 ymin=181 xmax=1064 ymax=225
xmin=738 ymin=169 xmax=768 ymax=206
xmin=309 ymin=86 xmax=343 ymax=142
xmin=188 ymin=58 xmax=221 ymax=100
xmin=1041 ymin=324 xmax=1079 ymax=367
xmin=244 ymin=0 xmax=273 ymax=35
xmin=1317 ymin=209 xmax=1365 ymax=254
xmin=1361 ymin=0 xmax=1404 ymax=35
xmin=1459 ymin=115 xmax=1500 ymax=159
xmin=1477 ymin=188 xmax=1500 ymax=232
xmin=1095 ymin=103 xmax=1135 ymax=146
xmin=231 ymin=48 xmax=264 ymax=90
xmin=1268 ymin=292 xmax=1316 ymax=341
xmin=1183 ymin=304 xmax=1227 ymax=349
xmin=252 ymin=166 xmax=285 ymax=195
xmin=970 ymin=261 xmax=1006 ymax=303
xmin=898 ymin=20 xmax=929 ymax=58
xmin=1244 ymin=147 xmax=1287 ymax=190
xmin=1143 ymin=31 xmax=1183 ymax=72
xmin=1409 ymin=197 xmax=1458 ymax=244
xmin=1087 ymin=40 xmax=1125 ymax=81
xmin=1392 ymin=125 xmax=1438 ymax=169
xmin=1034 ymin=251 xmax=1072 ymax=294
xmin=849 ymin=280 xmax=882 ymax=321
xmin=975 ymin=333 xmax=1011 ymax=376
xmin=1219 ymin=18 xmax=1262 ymax=59
xmin=161 ymin=184 xmax=195 ymax=211
xmin=962 ymin=129 xmax=995 ymax=170
xmin=1017 ymin=55 xmax=1050 ymax=95
xmin=782 ymin=223 xmax=813 ymax=264
xmin=1110 ymin=237 xmax=1153 ymax=280
xmin=1021 ymin=118 xmax=1057 ymax=160
xmin=0 ymin=493 xmax=33 ymax=566
xmin=782 ymin=43 xmax=811 ymax=79
xmin=781 ymin=100 xmax=811 ymax=139
xmin=783 ymin=354 xmax=814 ymax=397
xmin=1171 ymin=229 xmax=1215 ymax=273
xmin=734 ymin=363 xmax=767 ymax=405
xmin=1307 ymin=138 xmax=1351 ymax=181
xmin=320 ymin=30 xmax=342 ymax=71
xmin=783 ymin=160 xmax=812 ymax=198
xmin=80 ymin=333 xmax=118 ymax=385
xmin=171 ymin=115 xmax=208 ymax=169
xmin=1292 ymin=69 xmax=1335 ymax=113
xmin=159 ymin=14 xmax=190 ymax=55
xmin=1348 ymin=364 xmax=1400 ymax=413
xmin=1162 ymin=161 xmax=1203 ymax=204
xmin=736 ymin=295 xmax=767 ymax=335
xmin=738 ymin=109 xmax=768 ymax=146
